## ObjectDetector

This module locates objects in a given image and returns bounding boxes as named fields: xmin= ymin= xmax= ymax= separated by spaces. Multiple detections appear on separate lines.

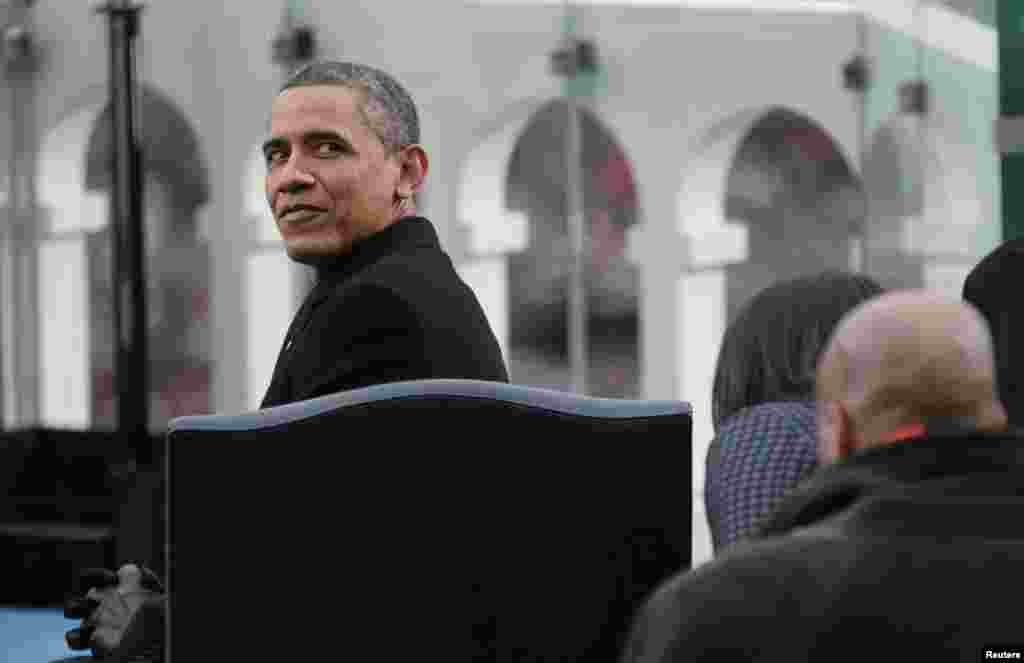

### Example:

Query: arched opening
xmin=40 ymin=85 xmax=212 ymax=430
xmin=505 ymin=99 xmax=640 ymax=397
xmin=723 ymin=107 xmax=866 ymax=320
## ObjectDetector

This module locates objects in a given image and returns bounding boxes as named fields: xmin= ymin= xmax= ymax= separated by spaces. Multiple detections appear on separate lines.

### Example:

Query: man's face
xmin=264 ymin=85 xmax=402 ymax=264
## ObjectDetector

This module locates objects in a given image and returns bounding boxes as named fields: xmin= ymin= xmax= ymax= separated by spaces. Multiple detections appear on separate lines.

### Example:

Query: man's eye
xmin=265 ymin=150 xmax=286 ymax=165
xmin=316 ymin=143 xmax=343 ymax=156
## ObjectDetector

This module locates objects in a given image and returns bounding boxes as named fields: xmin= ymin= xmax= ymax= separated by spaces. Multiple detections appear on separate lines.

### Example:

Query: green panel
xmin=921 ymin=28 xmax=1000 ymax=255
xmin=1002 ymin=158 xmax=1024 ymax=241
xmin=1001 ymin=1 xmax=1024 ymax=241
xmin=958 ymin=0 xmax=996 ymax=30
xmin=862 ymin=20 xmax=919 ymax=138
xmin=559 ymin=11 xmax=606 ymax=100
xmin=864 ymin=16 xmax=1001 ymax=256
xmin=1000 ymin=2 xmax=1024 ymax=112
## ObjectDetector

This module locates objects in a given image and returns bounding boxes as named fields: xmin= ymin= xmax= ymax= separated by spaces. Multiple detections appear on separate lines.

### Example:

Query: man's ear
xmin=396 ymin=144 xmax=428 ymax=199
xmin=817 ymin=400 xmax=852 ymax=464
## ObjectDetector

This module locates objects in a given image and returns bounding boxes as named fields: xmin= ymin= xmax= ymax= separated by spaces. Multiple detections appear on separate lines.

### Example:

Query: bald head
xmin=816 ymin=289 xmax=1006 ymax=461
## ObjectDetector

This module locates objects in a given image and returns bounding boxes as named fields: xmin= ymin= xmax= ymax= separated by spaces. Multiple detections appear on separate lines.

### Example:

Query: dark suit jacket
xmin=260 ymin=216 xmax=509 ymax=407
xmin=623 ymin=429 xmax=1024 ymax=662
xmin=963 ymin=239 xmax=1024 ymax=427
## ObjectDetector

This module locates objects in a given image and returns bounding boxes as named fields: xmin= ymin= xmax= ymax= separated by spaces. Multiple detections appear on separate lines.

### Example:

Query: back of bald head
xmin=816 ymin=289 xmax=1006 ymax=454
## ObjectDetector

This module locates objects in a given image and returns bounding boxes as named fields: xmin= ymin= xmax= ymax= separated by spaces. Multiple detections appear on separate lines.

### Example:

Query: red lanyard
xmin=875 ymin=422 xmax=927 ymax=444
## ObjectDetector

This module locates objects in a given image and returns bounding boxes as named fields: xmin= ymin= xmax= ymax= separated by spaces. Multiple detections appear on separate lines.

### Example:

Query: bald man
xmin=815 ymin=289 xmax=1007 ymax=461
xmin=621 ymin=290 xmax=1024 ymax=663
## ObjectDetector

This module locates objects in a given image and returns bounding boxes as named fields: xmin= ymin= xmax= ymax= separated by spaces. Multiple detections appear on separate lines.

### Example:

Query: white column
xmin=457 ymin=256 xmax=511 ymax=362
xmin=242 ymin=146 xmax=313 ymax=410
xmin=35 ymin=101 xmax=108 ymax=428
xmin=455 ymin=211 xmax=528 ymax=362
xmin=678 ymin=269 xmax=728 ymax=566
xmin=37 ymin=235 xmax=91 ymax=429
xmin=895 ymin=215 xmax=979 ymax=298
xmin=625 ymin=223 xmax=687 ymax=401
xmin=0 ymin=183 xmax=15 ymax=429
xmin=244 ymin=245 xmax=304 ymax=411
xmin=922 ymin=260 xmax=973 ymax=298
xmin=628 ymin=207 xmax=747 ymax=568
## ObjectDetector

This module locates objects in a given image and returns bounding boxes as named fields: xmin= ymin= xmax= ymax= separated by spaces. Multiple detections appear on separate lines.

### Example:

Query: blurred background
xmin=0 ymin=0 xmax=1013 ymax=655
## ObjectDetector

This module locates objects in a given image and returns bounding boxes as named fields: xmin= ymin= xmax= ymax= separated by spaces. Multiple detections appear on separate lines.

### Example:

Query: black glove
xmin=64 ymin=563 xmax=166 ymax=662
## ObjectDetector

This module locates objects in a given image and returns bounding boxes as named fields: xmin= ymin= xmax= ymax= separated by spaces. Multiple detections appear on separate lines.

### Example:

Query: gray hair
xmin=280 ymin=60 xmax=419 ymax=154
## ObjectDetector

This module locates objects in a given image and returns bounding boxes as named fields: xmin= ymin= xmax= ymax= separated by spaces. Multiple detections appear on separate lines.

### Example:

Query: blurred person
xmin=963 ymin=238 xmax=1024 ymax=428
xmin=259 ymin=59 xmax=508 ymax=407
xmin=705 ymin=270 xmax=883 ymax=551
xmin=622 ymin=290 xmax=1022 ymax=662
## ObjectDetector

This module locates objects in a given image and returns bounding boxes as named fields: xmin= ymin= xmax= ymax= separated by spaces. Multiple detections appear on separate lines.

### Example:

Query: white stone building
xmin=0 ymin=0 xmax=1000 ymax=564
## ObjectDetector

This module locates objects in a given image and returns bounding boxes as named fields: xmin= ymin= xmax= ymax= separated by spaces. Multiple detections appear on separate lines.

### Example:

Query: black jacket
xmin=623 ymin=428 xmax=1024 ymax=662
xmin=261 ymin=216 xmax=508 ymax=408
xmin=963 ymin=239 xmax=1024 ymax=427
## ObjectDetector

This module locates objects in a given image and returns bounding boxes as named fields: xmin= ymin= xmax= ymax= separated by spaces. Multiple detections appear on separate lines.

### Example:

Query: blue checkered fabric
xmin=704 ymin=400 xmax=819 ymax=552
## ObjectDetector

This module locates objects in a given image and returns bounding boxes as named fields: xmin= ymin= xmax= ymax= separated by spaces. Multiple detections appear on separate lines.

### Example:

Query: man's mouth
xmin=280 ymin=206 xmax=327 ymax=223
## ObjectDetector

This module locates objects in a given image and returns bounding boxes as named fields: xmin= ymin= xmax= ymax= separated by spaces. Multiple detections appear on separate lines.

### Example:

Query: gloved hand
xmin=64 ymin=563 xmax=166 ymax=661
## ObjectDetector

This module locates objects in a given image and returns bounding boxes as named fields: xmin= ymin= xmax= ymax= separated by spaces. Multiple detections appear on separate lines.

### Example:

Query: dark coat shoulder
xmin=260 ymin=217 xmax=508 ymax=407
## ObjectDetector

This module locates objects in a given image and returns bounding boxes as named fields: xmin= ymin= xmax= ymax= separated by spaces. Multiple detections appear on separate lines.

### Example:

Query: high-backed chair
xmin=166 ymin=379 xmax=692 ymax=662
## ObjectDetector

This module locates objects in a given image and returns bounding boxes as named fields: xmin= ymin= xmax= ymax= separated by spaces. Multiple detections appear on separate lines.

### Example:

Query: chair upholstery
xmin=166 ymin=379 xmax=692 ymax=662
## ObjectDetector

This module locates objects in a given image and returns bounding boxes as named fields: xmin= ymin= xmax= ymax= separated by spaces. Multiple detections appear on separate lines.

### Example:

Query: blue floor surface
xmin=0 ymin=607 xmax=81 ymax=662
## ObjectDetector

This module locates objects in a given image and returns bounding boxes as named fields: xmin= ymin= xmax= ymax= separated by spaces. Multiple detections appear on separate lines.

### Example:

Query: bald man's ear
xmin=817 ymin=400 xmax=853 ymax=464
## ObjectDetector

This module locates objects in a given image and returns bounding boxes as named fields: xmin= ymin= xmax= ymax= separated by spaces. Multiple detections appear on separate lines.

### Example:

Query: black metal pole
xmin=97 ymin=1 xmax=148 ymax=436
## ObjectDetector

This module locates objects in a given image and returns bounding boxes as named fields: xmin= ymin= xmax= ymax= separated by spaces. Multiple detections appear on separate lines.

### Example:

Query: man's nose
xmin=276 ymin=158 xmax=316 ymax=194
xmin=280 ymin=177 xmax=313 ymax=195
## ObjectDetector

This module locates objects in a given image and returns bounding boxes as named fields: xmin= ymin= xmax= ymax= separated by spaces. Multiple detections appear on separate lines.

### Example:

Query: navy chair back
xmin=166 ymin=379 xmax=692 ymax=661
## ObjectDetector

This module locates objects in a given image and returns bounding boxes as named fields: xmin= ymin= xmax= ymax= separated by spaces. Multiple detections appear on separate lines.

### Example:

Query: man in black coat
xmin=621 ymin=290 xmax=1024 ymax=662
xmin=59 ymin=60 xmax=508 ymax=662
xmin=259 ymin=60 xmax=507 ymax=407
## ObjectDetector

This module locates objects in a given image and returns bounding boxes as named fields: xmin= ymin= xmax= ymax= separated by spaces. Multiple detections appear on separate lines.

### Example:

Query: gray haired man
xmin=259 ymin=60 xmax=508 ymax=407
